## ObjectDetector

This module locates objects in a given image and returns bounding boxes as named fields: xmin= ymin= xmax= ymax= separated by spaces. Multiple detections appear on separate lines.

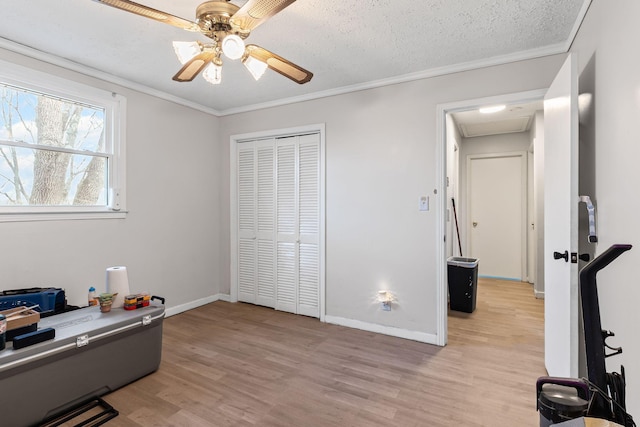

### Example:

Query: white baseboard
xmin=164 ymin=298 xmax=440 ymax=346
xmin=534 ymin=290 xmax=545 ymax=299
xmin=216 ymin=293 xmax=232 ymax=302
xmin=324 ymin=315 xmax=440 ymax=345
xmin=164 ymin=293 xmax=231 ymax=317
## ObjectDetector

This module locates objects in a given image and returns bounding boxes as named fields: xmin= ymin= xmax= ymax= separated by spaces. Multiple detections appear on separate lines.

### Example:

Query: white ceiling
xmin=0 ymin=0 xmax=589 ymax=115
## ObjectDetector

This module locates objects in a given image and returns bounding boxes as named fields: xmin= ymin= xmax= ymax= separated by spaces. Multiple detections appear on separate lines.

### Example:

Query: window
xmin=0 ymin=59 xmax=126 ymax=221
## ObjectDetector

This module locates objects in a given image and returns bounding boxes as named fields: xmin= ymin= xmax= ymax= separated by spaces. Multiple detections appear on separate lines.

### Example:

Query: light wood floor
xmin=101 ymin=278 xmax=545 ymax=427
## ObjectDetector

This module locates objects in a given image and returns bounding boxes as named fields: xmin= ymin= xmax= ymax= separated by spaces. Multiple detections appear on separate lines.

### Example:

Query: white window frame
xmin=0 ymin=59 xmax=127 ymax=222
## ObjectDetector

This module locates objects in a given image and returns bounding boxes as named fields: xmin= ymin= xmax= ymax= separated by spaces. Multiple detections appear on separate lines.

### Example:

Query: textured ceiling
xmin=0 ymin=0 xmax=589 ymax=114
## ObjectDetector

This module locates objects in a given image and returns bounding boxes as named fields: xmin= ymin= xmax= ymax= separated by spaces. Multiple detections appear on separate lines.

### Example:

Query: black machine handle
xmin=581 ymin=244 xmax=632 ymax=278
xmin=579 ymin=244 xmax=632 ymax=416
xmin=536 ymin=376 xmax=590 ymax=401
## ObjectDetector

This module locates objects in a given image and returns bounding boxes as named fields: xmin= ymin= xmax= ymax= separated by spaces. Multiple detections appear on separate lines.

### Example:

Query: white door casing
xmin=543 ymin=54 xmax=579 ymax=378
xmin=527 ymin=149 xmax=536 ymax=284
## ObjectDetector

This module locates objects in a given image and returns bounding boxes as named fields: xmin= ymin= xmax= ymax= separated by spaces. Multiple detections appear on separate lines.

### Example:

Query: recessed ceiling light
xmin=479 ymin=105 xmax=506 ymax=114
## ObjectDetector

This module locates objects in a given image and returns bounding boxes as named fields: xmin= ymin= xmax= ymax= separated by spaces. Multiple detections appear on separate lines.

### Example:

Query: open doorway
xmin=434 ymin=89 xmax=548 ymax=347
xmin=447 ymin=99 xmax=544 ymax=285
xmin=437 ymin=55 xmax=582 ymax=378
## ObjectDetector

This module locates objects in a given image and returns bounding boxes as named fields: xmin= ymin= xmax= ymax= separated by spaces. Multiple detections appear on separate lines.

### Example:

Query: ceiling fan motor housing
xmin=92 ymin=0 xmax=312 ymax=84
xmin=196 ymin=0 xmax=248 ymax=40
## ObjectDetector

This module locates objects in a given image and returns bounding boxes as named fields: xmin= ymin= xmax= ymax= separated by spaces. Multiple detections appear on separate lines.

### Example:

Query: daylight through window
xmin=1 ymin=84 xmax=107 ymax=206
xmin=0 ymin=63 xmax=125 ymax=220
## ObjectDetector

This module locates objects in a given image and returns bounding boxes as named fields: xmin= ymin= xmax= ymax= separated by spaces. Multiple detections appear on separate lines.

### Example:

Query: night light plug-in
xmin=378 ymin=290 xmax=394 ymax=311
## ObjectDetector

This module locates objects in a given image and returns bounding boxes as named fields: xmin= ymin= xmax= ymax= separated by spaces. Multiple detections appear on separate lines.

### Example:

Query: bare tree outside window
xmin=0 ymin=85 xmax=107 ymax=207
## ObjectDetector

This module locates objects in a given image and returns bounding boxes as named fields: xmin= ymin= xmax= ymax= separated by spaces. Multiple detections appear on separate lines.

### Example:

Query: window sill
xmin=0 ymin=210 xmax=128 ymax=223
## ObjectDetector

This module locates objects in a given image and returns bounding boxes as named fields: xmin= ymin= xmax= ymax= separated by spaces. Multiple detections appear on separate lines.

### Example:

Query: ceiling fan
xmin=93 ymin=0 xmax=313 ymax=85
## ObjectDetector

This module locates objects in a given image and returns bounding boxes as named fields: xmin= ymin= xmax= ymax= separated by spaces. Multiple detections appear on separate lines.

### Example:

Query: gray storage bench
xmin=0 ymin=301 xmax=164 ymax=426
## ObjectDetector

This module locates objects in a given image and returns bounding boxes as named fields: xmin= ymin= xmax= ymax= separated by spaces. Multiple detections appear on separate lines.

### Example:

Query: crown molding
xmin=0 ymin=37 xmax=222 ymax=117
xmin=566 ymin=0 xmax=593 ymax=51
xmin=218 ymin=42 xmax=569 ymax=116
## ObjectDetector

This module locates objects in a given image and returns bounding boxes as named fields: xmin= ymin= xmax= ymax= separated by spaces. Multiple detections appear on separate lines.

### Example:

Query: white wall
xmin=457 ymin=132 xmax=531 ymax=259
xmin=570 ymin=0 xmax=640 ymax=414
xmin=219 ymin=55 xmax=566 ymax=339
xmin=0 ymin=47 xmax=223 ymax=312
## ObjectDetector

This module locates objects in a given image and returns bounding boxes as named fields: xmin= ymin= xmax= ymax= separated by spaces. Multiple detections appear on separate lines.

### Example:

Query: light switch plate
xmin=419 ymin=196 xmax=429 ymax=211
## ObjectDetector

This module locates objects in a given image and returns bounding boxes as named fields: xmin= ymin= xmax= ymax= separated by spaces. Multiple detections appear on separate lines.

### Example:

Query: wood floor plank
xmin=103 ymin=278 xmax=544 ymax=426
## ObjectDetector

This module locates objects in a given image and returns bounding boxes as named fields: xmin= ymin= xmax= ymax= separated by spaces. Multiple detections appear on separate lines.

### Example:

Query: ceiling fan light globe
xmin=172 ymin=41 xmax=201 ymax=64
xmin=222 ymin=35 xmax=245 ymax=60
xmin=243 ymin=56 xmax=268 ymax=81
xmin=203 ymin=63 xmax=222 ymax=84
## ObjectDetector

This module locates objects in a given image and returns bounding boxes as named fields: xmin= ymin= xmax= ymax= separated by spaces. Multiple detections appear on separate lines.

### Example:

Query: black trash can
xmin=447 ymin=256 xmax=479 ymax=313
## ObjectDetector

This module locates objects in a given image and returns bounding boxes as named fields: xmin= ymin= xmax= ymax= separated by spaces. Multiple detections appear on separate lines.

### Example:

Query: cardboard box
xmin=0 ymin=307 xmax=40 ymax=330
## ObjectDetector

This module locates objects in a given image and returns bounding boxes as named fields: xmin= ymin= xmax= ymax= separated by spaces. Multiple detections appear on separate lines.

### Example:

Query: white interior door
xmin=275 ymin=134 xmax=321 ymax=317
xmin=544 ymin=54 xmax=579 ymax=377
xmin=237 ymin=144 xmax=257 ymax=304
xmin=297 ymin=135 xmax=321 ymax=317
xmin=256 ymin=139 xmax=277 ymax=308
xmin=237 ymin=139 xmax=277 ymax=307
xmin=468 ymin=153 xmax=525 ymax=280
xmin=275 ymin=138 xmax=298 ymax=313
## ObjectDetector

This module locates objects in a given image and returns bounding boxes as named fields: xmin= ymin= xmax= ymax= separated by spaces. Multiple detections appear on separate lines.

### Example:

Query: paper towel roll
xmin=106 ymin=266 xmax=129 ymax=309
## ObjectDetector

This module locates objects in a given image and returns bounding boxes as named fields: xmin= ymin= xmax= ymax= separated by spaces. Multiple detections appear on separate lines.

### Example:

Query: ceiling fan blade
xmin=231 ymin=0 xmax=297 ymax=31
xmin=245 ymin=45 xmax=313 ymax=84
xmin=173 ymin=51 xmax=215 ymax=82
xmin=93 ymin=0 xmax=199 ymax=32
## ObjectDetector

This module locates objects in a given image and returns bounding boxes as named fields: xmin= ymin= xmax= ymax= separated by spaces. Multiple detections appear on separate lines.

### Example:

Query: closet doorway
xmin=230 ymin=124 xmax=326 ymax=320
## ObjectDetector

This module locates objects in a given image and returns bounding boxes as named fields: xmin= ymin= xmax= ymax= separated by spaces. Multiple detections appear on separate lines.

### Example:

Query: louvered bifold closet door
xmin=275 ymin=134 xmax=320 ymax=317
xmin=275 ymin=138 xmax=298 ymax=314
xmin=237 ymin=139 xmax=276 ymax=307
xmin=297 ymin=134 xmax=320 ymax=317
xmin=237 ymin=144 xmax=257 ymax=304
xmin=255 ymin=139 xmax=276 ymax=308
xmin=237 ymin=132 xmax=320 ymax=318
